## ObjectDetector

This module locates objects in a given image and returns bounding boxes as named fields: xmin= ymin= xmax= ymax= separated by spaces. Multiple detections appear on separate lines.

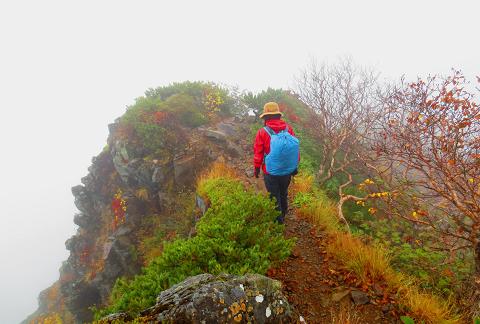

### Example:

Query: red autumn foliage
xmin=375 ymin=71 xmax=480 ymax=275
xmin=111 ymin=190 xmax=127 ymax=230
xmin=279 ymin=103 xmax=301 ymax=123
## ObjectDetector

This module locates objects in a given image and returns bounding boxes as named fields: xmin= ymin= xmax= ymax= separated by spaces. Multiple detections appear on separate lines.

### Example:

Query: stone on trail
xmin=138 ymin=273 xmax=295 ymax=323
xmin=350 ymin=290 xmax=370 ymax=305
xmin=331 ymin=289 xmax=350 ymax=302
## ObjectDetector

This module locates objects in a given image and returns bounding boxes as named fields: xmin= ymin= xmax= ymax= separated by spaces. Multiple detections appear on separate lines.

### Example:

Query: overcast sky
xmin=0 ymin=0 xmax=478 ymax=323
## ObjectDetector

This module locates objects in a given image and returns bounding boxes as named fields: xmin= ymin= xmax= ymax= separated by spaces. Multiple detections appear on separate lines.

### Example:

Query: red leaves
xmin=279 ymin=103 xmax=301 ymax=124
xmin=112 ymin=189 xmax=127 ymax=230
xmin=153 ymin=111 xmax=170 ymax=124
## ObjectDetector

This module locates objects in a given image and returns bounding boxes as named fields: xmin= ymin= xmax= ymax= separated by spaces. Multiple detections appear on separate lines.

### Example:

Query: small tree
xmin=374 ymin=71 xmax=480 ymax=314
xmin=295 ymin=59 xmax=384 ymax=227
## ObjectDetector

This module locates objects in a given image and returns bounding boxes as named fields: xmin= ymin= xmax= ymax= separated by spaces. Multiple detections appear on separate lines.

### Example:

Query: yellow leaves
xmin=204 ymin=88 xmax=225 ymax=117
xmin=410 ymin=210 xmax=427 ymax=219
xmin=368 ymin=192 xmax=389 ymax=198
xmin=368 ymin=207 xmax=377 ymax=215
xmin=468 ymin=178 xmax=474 ymax=184
xmin=364 ymin=178 xmax=375 ymax=185
xmin=356 ymin=200 xmax=365 ymax=206
xmin=135 ymin=188 xmax=149 ymax=201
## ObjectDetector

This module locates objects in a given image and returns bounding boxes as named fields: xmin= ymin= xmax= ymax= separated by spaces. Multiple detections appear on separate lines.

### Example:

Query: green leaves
xmin=95 ymin=177 xmax=294 ymax=318
xmin=400 ymin=316 xmax=416 ymax=324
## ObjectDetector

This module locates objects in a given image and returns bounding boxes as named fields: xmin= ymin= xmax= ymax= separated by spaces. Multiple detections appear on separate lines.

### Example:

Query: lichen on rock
xmin=122 ymin=273 xmax=296 ymax=323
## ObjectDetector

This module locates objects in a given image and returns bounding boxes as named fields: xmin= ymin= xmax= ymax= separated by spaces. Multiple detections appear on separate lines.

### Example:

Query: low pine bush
xmin=95 ymin=175 xmax=293 ymax=318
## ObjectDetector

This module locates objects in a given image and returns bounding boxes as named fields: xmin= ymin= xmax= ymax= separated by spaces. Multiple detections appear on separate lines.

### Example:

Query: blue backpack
xmin=264 ymin=125 xmax=299 ymax=176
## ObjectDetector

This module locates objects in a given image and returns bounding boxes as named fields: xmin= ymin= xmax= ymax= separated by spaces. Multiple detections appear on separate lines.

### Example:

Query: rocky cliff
xmin=25 ymin=92 xmax=256 ymax=323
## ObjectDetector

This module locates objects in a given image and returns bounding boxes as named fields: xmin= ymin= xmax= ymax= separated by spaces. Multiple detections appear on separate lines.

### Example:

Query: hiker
xmin=254 ymin=102 xmax=300 ymax=224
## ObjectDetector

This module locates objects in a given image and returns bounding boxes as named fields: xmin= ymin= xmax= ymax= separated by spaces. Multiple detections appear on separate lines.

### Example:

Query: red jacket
xmin=253 ymin=119 xmax=299 ymax=174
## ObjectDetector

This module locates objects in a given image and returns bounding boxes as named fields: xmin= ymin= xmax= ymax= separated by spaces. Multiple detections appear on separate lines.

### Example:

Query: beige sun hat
xmin=259 ymin=102 xmax=283 ymax=119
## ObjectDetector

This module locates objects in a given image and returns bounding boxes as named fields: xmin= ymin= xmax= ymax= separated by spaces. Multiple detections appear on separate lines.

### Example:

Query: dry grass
xmin=330 ymin=305 xmax=362 ymax=324
xmin=291 ymin=174 xmax=314 ymax=195
xmin=394 ymin=275 xmax=460 ymax=324
xmin=197 ymin=161 xmax=237 ymax=187
xmin=297 ymin=191 xmax=461 ymax=323
xmin=298 ymin=193 xmax=340 ymax=233
xmin=135 ymin=188 xmax=149 ymax=201
xmin=327 ymin=232 xmax=392 ymax=283
xmin=196 ymin=161 xmax=240 ymax=203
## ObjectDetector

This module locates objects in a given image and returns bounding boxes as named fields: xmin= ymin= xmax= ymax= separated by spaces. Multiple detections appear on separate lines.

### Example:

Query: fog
xmin=0 ymin=0 xmax=477 ymax=323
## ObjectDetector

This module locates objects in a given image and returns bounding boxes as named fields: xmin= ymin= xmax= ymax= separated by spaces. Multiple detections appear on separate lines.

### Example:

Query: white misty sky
xmin=0 ymin=0 xmax=477 ymax=323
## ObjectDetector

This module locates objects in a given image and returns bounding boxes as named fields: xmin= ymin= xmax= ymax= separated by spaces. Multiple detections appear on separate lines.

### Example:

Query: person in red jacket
xmin=254 ymin=102 xmax=299 ymax=224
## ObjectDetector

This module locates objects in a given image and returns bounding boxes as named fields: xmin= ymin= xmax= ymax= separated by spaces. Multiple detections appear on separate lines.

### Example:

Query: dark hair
xmin=262 ymin=114 xmax=282 ymax=121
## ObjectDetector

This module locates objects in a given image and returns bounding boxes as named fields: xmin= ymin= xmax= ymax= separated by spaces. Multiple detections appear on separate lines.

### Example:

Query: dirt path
xmin=231 ymin=156 xmax=401 ymax=323
xmin=267 ymin=212 xmax=400 ymax=323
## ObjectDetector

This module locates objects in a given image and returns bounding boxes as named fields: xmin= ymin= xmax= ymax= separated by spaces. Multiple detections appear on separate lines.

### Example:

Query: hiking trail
xmin=236 ymin=162 xmax=402 ymax=323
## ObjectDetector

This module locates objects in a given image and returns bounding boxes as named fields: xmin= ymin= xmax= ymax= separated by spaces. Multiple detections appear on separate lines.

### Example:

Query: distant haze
xmin=0 ymin=0 xmax=477 ymax=323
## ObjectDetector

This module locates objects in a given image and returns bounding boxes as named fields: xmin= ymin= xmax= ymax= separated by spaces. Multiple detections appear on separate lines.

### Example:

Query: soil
xmin=268 ymin=212 xmax=401 ymax=323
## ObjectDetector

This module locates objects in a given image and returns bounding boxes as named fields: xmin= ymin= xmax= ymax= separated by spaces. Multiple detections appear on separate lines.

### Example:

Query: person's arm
xmin=253 ymin=128 xmax=265 ymax=177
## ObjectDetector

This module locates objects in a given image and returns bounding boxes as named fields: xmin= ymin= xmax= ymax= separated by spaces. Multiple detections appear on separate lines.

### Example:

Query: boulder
xmin=140 ymin=273 xmax=295 ymax=323
xmin=71 ymin=185 xmax=94 ymax=214
xmin=92 ymin=229 xmax=141 ymax=301
xmin=99 ymin=312 xmax=132 ymax=323
xmin=226 ymin=141 xmax=243 ymax=157
xmin=195 ymin=194 xmax=208 ymax=215
xmin=63 ymin=280 xmax=101 ymax=323
xmin=73 ymin=213 xmax=95 ymax=229
xmin=216 ymin=120 xmax=238 ymax=137
xmin=204 ymin=129 xmax=228 ymax=142
xmin=351 ymin=290 xmax=369 ymax=305
xmin=173 ymin=155 xmax=195 ymax=187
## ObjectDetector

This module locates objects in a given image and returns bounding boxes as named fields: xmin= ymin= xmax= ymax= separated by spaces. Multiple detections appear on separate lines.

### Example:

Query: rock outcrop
xmin=102 ymin=273 xmax=295 ymax=323
xmin=26 ymin=116 xmax=253 ymax=323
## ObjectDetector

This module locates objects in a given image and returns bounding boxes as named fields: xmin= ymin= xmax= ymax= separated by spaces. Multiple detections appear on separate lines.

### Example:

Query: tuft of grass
xmin=197 ymin=161 xmax=238 ymax=197
xmin=394 ymin=275 xmax=460 ymax=324
xmin=291 ymin=174 xmax=314 ymax=195
xmin=331 ymin=305 xmax=362 ymax=324
xmin=298 ymin=192 xmax=340 ymax=233
xmin=327 ymin=232 xmax=391 ymax=283
xmin=135 ymin=188 xmax=149 ymax=201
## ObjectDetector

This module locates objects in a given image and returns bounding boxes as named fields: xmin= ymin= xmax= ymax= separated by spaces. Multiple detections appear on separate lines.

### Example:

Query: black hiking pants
xmin=264 ymin=173 xmax=291 ymax=224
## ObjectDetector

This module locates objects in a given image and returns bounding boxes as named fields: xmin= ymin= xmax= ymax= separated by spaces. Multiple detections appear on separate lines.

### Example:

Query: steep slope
xmin=25 ymin=82 xmax=255 ymax=323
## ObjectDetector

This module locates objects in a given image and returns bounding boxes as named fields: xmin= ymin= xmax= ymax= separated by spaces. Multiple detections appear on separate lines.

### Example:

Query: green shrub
xmin=95 ymin=177 xmax=294 ymax=318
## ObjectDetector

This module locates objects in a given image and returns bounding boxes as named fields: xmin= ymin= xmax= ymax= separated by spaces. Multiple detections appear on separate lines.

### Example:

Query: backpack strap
xmin=264 ymin=125 xmax=289 ymax=136
xmin=263 ymin=126 xmax=275 ymax=136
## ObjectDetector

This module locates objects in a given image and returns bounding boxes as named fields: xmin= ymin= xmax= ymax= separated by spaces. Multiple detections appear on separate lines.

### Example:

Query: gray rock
xmin=73 ymin=213 xmax=95 ymax=229
xmin=216 ymin=121 xmax=238 ymax=137
xmin=351 ymin=290 xmax=370 ymax=305
xmin=174 ymin=155 xmax=195 ymax=187
xmin=111 ymin=141 xmax=131 ymax=182
xmin=196 ymin=194 xmax=208 ymax=215
xmin=226 ymin=141 xmax=243 ymax=157
xmin=99 ymin=312 xmax=132 ymax=323
xmin=71 ymin=185 xmax=94 ymax=214
xmin=152 ymin=166 xmax=166 ymax=183
xmin=204 ymin=129 xmax=228 ymax=142
xmin=331 ymin=289 xmax=350 ymax=302
xmin=140 ymin=273 xmax=295 ymax=323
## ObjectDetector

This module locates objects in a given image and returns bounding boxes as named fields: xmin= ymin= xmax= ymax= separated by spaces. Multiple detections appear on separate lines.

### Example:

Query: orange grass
xmin=297 ymin=191 xmax=461 ymax=323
